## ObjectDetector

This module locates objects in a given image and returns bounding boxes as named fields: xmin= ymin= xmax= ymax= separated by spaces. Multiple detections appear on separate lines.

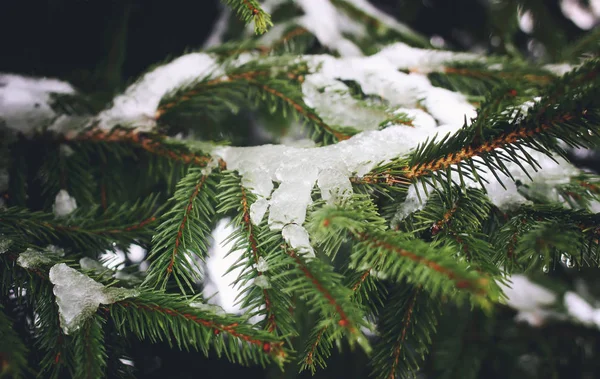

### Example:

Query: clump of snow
xmin=254 ymin=275 xmax=271 ymax=289
xmin=296 ymin=0 xmax=363 ymax=57
xmin=563 ymin=291 xmax=600 ymax=328
xmin=59 ymin=144 xmax=74 ymax=157
xmin=304 ymin=53 xmax=477 ymax=127
xmin=49 ymin=263 xmax=139 ymax=334
xmin=0 ymin=238 xmax=12 ymax=254
xmin=376 ymin=43 xmax=480 ymax=73
xmin=190 ymin=301 xmax=226 ymax=315
xmin=95 ymin=53 xmax=222 ymax=131
xmin=256 ymin=257 xmax=269 ymax=272
xmin=250 ymin=198 xmax=269 ymax=225
xmin=0 ymin=74 xmax=75 ymax=134
xmin=391 ymin=183 xmax=428 ymax=225
xmin=53 ymin=189 xmax=77 ymax=217
xmin=127 ymin=244 xmax=147 ymax=263
xmin=518 ymin=8 xmax=534 ymax=34
xmin=544 ymin=63 xmax=575 ymax=76
xmin=317 ymin=169 xmax=352 ymax=205
xmin=478 ymin=149 xmax=579 ymax=209
xmin=203 ymin=219 xmax=247 ymax=314
xmin=498 ymin=274 xmax=557 ymax=327
xmin=282 ymin=224 xmax=315 ymax=257
xmin=301 ymin=75 xmax=390 ymax=130
xmin=80 ymin=257 xmax=113 ymax=280
xmin=17 ymin=248 xmax=55 ymax=269
xmin=560 ymin=0 xmax=599 ymax=30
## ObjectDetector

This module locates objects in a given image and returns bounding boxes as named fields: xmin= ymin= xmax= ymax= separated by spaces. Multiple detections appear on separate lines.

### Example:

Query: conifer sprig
xmin=144 ymin=169 xmax=218 ymax=292
xmin=155 ymin=59 xmax=352 ymax=144
xmin=216 ymin=172 xmax=296 ymax=336
xmin=371 ymin=285 xmax=439 ymax=379
xmin=110 ymin=293 xmax=287 ymax=367
xmin=0 ymin=195 xmax=161 ymax=252
xmin=222 ymin=0 xmax=273 ymax=34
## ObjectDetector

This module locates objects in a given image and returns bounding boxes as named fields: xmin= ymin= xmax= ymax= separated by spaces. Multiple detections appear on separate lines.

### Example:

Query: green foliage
xmin=222 ymin=0 xmax=273 ymax=34
xmin=0 ymin=306 xmax=29 ymax=379
xmin=370 ymin=285 xmax=439 ymax=379
xmin=110 ymin=292 xmax=285 ymax=367
xmin=144 ymin=168 xmax=218 ymax=292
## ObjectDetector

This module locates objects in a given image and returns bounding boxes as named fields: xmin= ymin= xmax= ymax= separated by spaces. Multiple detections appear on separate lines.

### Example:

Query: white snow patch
xmin=203 ymin=219 xmax=246 ymax=314
xmin=304 ymin=54 xmax=477 ymax=127
xmin=296 ymin=0 xmax=363 ymax=57
xmin=391 ymin=183 xmax=427 ymax=225
xmin=479 ymin=149 xmax=579 ymax=209
xmin=376 ymin=43 xmax=480 ymax=73
xmin=518 ymin=8 xmax=534 ymax=34
xmin=49 ymin=263 xmax=138 ymax=334
xmin=53 ymin=189 xmax=77 ymax=217
xmin=256 ymin=257 xmax=269 ymax=272
xmin=499 ymin=274 xmax=556 ymax=327
xmin=127 ymin=244 xmax=147 ymax=263
xmin=560 ymin=0 xmax=598 ymax=30
xmin=282 ymin=223 xmax=315 ymax=257
xmin=250 ymin=198 xmax=269 ymax=225
xmin=0 ymin=73 xmax=75 ymax=134
xmin=564 ymin=291 xmax=595 ymax=326
xmin=96 ymin=53 xmax=221 ymax=131
xmin=17 ymin=248 xmax=55 ymax=269
xmin=0 ymin=238 xmax=12 ymax=254
xmin=317 ymin=168 xmax=353 ymax=204
xmin=254 ymin=275 xmax=271 ymax=289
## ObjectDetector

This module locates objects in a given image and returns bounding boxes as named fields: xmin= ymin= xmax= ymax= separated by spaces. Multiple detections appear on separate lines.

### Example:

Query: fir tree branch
xmin=66 ymin=127 xmax=216 ymax=167
xmin=0 ymin=196 xmax=161 ymax=253
xmin=216 ymin=172 xmax=296 ymax=336
xmin=72 ymin=315 xmax=107 ymax=379
xmin=370 ymin=284 xmax=439 ymax=379
xmin=222 ymin=0 xmax=273 ymax=34
xmin=359 ymin=59 xmax=600 ymax=193
xmin=154 ymin=60 xmax=352 ymax=144
xmin=110 ymin=294 xmax=286 ymax=366
xmin=144 ymin=168 xmax=218 ymax=292
xmin=309 ymin=197 xmax=494 ymax=304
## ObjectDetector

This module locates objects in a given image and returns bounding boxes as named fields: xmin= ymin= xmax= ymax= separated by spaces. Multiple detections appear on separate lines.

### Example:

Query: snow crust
xmin=564 ymin=292 xmax=600 ymax=328
xmin=499 ymin=275 xmax=557 ymax=326
xmin=0 ymin=238 xmax=11 ymax=254
xmin=303 ymin=52 xmax=477 ymax=127
xmin=256 ymin=257 xmax=269 ymax=272
xmin=282 ymin=224 xmax=315 ymax=257
xmin=203 ymin=219 xmax=246 ymax=314
xmin=254 ymin=275 xmax=271 ymax=289
xmin=478 ymin=150 xmax=579 ymax=209
xmin=296 ymin=0 xmax=363 ymax=57
xmin=53 ymin=189 xmax=77 ymax=217
xmin=49 ymin=263 xmax=139 ymax=334
xmin=0 ymin=73 xmax=75 ymax=134
xmin=17 ymin=248 xmax=55 ymax=269
xmin=96 ymin=53 xmax=221 ymax=131
xmin=376 ymin=43 xmax=480 ymax=73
